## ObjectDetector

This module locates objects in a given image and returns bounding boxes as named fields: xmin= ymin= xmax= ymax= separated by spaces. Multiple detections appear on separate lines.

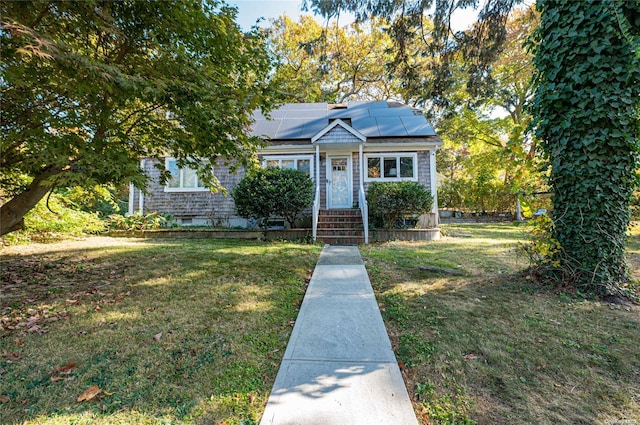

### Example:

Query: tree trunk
xmin=0 ymin=167 xmax=61 ymax=236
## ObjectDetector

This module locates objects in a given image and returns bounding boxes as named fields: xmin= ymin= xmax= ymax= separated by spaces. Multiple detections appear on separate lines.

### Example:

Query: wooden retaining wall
xmin=106 ymin=228 xmax=441 ymax=242
xmin=370 ymin=228 xmax=440 ymax=242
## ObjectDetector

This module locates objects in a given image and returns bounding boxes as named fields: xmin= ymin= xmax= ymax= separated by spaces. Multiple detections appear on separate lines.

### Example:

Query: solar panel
xmin=369 ymin=107 xmax=415 ymax=117
xmin=302 ymin=118 xmax=328 ymax=137
xmin=345 ymin=101 xmax=369 ymax=109
xmin=367 ymin=101 xmax=389 ymax=109
xmin=252 ymin=101 xmax=437 ymax=140
xmin=327 ymin=109 xmax=352 ymax=119
xmin=250 ymin=119 xmax=281 ymax=139
xmin=375 ymin=117 xmax=408 ymax=136
xmin=351 ymin=117 xmax=381 ymax=137
xmin=400 ymin=116 xmax=436 ymax=136
xmin=284 ymin=109 xmax=327 ymax=119
xmin=286 ymin=102 xmax=328 ymax=110
xmin=275 ymin=118 xmax=306 ymax=139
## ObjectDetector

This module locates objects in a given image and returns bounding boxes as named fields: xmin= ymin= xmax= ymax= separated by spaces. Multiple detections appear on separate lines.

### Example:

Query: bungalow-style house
xmin=128 ymin=101 xmax=443 ymax=243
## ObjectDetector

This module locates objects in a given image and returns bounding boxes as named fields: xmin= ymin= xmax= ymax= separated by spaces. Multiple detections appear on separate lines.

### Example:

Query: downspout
xmin=429 ymin=149 xmax=439 ymax=226
xmin=316 ymin=144 xmax=320 ymax=196
xmin=128 ymin=182 xmax=134 ymax=216
xmin=139 ymin=159 xmax=145 ymax=214
xmin=313 ymin=144 xmax=320 ymax=242
xmin=359 ymin=142 xmax=369 ymax=244
xmin=359 ymin=143 xmax=364 ymax=193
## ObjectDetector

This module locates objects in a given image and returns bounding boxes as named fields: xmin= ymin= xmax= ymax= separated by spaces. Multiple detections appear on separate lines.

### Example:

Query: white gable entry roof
xmin=311 ymin=119 xmax=366 ymax=143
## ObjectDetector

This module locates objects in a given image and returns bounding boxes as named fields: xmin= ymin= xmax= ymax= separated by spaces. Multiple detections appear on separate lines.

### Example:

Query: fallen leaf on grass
xmin=248 ymin=393 xmax=255 ymax=404
xmin=153 ymin=332 xmax=162 ymax=341
xmin=56 ymin=360 xmax=76 ymax=375
xmin=0 ymin=396 xmax=10 ymax=403
xmin=463 ymin=353 xmax=480 ymax=361
xmin=77 ymin=385 xmax=102 ymax=402
xmin=1 ymin=350 xmax=21 ymax=362
xmin=28 ymin=325 xmax=45 ymax=334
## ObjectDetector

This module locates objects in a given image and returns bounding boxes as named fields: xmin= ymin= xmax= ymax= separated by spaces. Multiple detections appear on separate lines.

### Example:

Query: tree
xmin=307 ymin=0 xmax=640 ymax=298
xmin=531 ymin=0 xmax=640 ymax=297
xmin=0 ymin=0 xmax=277 ymax=236
xmin=304 ymin=0 xmax=522 ymax=109
xmin=231 ymin=167 xmax=313 ymax=232
xmin=268 ymin=15 xmax=399 ymax=103
xmin=435 ymin=6 xmax=543 ymax=213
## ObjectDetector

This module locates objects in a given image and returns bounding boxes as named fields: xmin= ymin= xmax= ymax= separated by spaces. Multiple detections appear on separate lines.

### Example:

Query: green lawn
xmin=2 ymin=226 xmax=638 ymax=425
xmin=1 ymin=238 xmax=321 ymax=425
xmin=361 ymin=223 xmax=640 ymax=425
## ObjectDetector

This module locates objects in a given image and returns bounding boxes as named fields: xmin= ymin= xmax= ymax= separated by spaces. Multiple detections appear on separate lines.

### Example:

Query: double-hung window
xmin=365 ymin=153 xmax=418 ymax=181
xmin=165 ymin=158 xmax=208 ymax=191
xmin=262 ymin=155 xmax=314 ymax=179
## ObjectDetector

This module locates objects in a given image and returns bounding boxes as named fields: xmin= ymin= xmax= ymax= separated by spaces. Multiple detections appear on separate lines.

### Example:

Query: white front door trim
xmin=326 ymin=155 xmax=352 ymax=209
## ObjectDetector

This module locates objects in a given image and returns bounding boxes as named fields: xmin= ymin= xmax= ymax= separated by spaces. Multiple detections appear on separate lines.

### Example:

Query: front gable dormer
xmin=311 ymin=119 xmax=366 ymax=144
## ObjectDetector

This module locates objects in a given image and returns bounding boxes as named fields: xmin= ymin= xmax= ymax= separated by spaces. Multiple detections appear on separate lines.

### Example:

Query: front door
xmin=327 ymin=156 xmax=351 ymax=208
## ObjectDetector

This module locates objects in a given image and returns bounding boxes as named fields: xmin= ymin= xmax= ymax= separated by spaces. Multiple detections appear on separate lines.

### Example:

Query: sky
xmin=229 ymin=0 xmax=479 ymax=32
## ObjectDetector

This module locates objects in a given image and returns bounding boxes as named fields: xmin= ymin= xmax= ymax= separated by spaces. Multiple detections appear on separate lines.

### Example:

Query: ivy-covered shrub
xmin=232 ymin=167 xmax=313 ymax=231
xmin=531 ymin=0 xmax=640 ymax=297
xmin=367 ymin=181 xmax=433 ymax=229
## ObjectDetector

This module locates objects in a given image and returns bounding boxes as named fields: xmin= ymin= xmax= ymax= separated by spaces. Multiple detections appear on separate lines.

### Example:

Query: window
xmin=165 ymin=158 xmax=208 ymax=191
xmin=365 ymin=153 xmax=417 ymax=181
xmin=262 ymin=156 xmax=313 ymax=178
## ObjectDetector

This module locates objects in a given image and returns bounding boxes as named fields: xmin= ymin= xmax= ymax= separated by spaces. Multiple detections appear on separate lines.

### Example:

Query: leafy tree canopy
xmin=268 ymin=15 xmax=402 ymax=103
xmin=304 ymin=0 xmax=526 ymax=106
xmin=0 ymin=0 xmax=278 ymax=235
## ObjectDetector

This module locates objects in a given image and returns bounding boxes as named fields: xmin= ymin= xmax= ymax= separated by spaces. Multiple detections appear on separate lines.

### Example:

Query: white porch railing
xmin=312 ymin=184 xmax=320 ymax=242
xmin=359 ymin=185 xmax=369 ymax=244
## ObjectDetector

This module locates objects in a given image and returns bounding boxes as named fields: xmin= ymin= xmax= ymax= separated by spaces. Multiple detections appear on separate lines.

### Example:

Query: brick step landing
xmin=317 ymin=209 xmax=364 ymax=245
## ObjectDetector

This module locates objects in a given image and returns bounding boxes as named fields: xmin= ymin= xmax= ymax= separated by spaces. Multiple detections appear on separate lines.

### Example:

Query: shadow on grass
xmin=1 ymin=238 xmax=321 ymax=425
xmin=362 ymin=224 xmax=640 ymax=425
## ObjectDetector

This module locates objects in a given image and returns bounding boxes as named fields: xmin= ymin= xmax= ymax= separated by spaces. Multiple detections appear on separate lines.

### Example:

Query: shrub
xmin=518 ymin=214 xmax=561 ymax=269
xmin=1 ymin=193 xmax=105 ymax=245
xmin=438 ymin=179 xmax=466 ymax=211
xmin=107 ymin=212 xmax=167 ymax=231
xmin=232 ymin=167 xmax=313 ymax=232
xmin=438 ymin=177 xmax=514 ymax=214
xmin=367 ymin=181 xmax=433 ymax=229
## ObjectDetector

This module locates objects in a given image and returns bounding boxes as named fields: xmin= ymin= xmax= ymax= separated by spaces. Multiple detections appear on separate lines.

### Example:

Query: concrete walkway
xmin=260 ymin=245 xmax=419 ymax=425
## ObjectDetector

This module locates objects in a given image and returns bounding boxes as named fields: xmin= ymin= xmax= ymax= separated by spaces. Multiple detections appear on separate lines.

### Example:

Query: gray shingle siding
xmin=132 ymin=149 xmax=435 ymax=225
xmin=320 ymin=125 xmax=360 ymax=143
xmin=132 ymin=159 xmax=246 ymax=227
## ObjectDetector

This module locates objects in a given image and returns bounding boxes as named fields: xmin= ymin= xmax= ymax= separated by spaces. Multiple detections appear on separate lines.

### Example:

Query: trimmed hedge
xmin=367 ymin=181 xmax=433 ymax=229
xmin=232 ymin=167 xmax=313 ymax=230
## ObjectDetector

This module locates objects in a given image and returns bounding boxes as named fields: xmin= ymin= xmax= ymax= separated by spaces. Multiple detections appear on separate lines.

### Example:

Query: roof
xmin=250 ymin=101 xmax=437 ymax=140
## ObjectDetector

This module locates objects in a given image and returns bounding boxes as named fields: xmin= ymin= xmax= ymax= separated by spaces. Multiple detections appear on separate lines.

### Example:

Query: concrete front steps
xmin=316 ymin=209 xmax=364 ymax=245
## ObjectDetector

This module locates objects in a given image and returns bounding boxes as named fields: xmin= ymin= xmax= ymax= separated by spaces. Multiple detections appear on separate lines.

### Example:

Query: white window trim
xmin=164 ymin=157 xmax=210 ymax=192
xmin=364 ymin=152 xmax=418 ymax=182
xmin=261 ymin=155 xmax=315 ymax=180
